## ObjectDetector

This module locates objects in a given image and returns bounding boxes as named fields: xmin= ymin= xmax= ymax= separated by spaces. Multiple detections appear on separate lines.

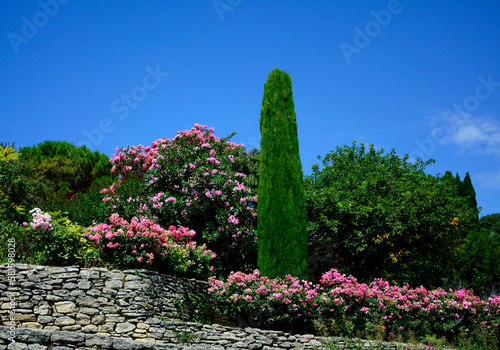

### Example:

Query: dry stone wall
xmin=0 ymin=325 xmax=335 ymax=350
xmin=0 ymin=264 xmax=425 ymax=349
xmin=0 ymin=264 xmax=234 ymax=335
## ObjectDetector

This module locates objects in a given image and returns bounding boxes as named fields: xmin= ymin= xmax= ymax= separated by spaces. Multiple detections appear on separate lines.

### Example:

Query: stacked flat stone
xmin=0 ymin=325 xmax=412 ymax=350
xmin=0 ymin=264 xmax=233 ymax=334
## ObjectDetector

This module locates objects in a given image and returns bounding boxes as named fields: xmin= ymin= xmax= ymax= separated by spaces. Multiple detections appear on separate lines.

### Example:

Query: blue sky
xmin=1 ymin=1 xmax=499 ymax=216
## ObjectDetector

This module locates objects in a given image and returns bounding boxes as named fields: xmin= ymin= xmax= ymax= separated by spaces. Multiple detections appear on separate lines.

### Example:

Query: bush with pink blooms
xmin=29 ymin=207 xmax=53 ymax=231
xmin=100 ymin=124 xmax=259 ymax=274
xmin=5 ymin=208 xmax=97 ymax=267
xmin=208 ymin=268 xmax=500 ymax=346
xmin=86 ymin=213 xmax=215 ymax=278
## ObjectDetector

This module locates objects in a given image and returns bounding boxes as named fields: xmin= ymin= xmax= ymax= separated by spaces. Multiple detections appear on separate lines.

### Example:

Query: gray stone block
xmin=10 ymin=328 xmax=51 ymax=344
xmin=77 ymin=296 xmax=99 ymax=308
xmin=115 ymin=322 xmax=136 ymax=334
xmin=86 ymin=334 xmax=113 ymax=348
xmin=111 ymin=338 xmax=148 ymax=350
xmin=50 ymin=330 xmax=85 ymax=343
xmin=7 ymin=342 xmax=28 ymax=350
xmin=54 ymin=301 xmax=77 ymax=314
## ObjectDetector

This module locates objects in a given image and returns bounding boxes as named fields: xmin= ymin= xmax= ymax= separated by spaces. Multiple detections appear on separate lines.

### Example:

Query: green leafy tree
xmin=257 ymin=68 xmax=307 ymax=279
xmin=479 ymin=213 xmax=500 ymax=235
xmin=305 ymin=142 xmax=478 ymax=288
xmin=454 ymin=227 xmax=500 ymax=297
xmin=19 ymin=141 xmax=116 ymax=218
xmin=451 ymin=213 xmax=500 ymax=296
xmin=20 ymin=141 xmax=114 ymax=197
xmin=0 ymin=158 xmax=48 ymax=224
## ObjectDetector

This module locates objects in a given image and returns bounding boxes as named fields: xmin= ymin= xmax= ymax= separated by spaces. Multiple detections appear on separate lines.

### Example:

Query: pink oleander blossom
xmin=101 ymin=124 xmax=258 ymax=273
xmin=208 ymin=268 xmax=500 ymax=343
xmin=85 ymin=213 xmax=214 ymax=278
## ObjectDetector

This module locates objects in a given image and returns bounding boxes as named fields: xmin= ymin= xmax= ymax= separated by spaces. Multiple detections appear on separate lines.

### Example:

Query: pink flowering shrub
xmin=86 ymin=213 xmax=215 ymax=278
xmin=101 ymin=124 xmax=259 ymax=274
xmin=21 ymin=209 xmax=96 ymax=267
xmin=208 ymin=268 xmax=500 ymax=345
xmin=29 ymin=207 xmax=53 ymax=231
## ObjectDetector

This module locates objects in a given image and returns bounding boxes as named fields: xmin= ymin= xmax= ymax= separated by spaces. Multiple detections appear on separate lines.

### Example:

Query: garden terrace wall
xmin=0 ymin=264 xmax=235 ymax=335
xmin=0 ymin=264 xmax=439 ymax=349
xmin=0 ymin=325 xmax=422 ymax=350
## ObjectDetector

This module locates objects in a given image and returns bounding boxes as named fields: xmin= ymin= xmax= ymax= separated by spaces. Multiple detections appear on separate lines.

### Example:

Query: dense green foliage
xmin=304 ymin=142 xmax=479 ymax=288
xmin=30 ymin=210 xmax=98 ymax=266
xmin=479 ymin=213 xmax=500 ymax=234
xmin=19 ymin=141 xmax=115 ymax=207
xmin=450 ymin=171 xmax=480 ymax=226
xmin=452 ymin=213 xmax=500 ymax=297
xmin=454 ymin=227 xmax=500 ymax=297
xmin=257 ymin=68 xmax=307 ymax=279
xmin=0 ymin=141 xmax=114 ymax=227
xmin=461 ymin=172 xmax=478 ymax=209
xmin=0 ymin=210 xmax=98 ymax=267
xmin=63 ymin=180 xmax=114 ymax=227
xmin=0 ymin=155 xmax=48 ymax=224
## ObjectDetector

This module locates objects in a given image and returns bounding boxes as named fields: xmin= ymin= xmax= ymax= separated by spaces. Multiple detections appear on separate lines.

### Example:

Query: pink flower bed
xmin=209 ymin=268 xmax=500 ymax=343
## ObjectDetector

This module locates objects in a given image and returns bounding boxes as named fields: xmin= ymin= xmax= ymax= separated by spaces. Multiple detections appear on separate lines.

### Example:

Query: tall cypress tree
xmin=462 ymin=172 xmax=479 ymax=225
xmin=452 ymin=172 xmax=479 ymax=227
xmin=257 ymin=68 xmax=307 ymax=279
xmin=462 ymin=172 xmax=477 ymax=208
xmin=455 ymin=173 xmax=463 ymax=195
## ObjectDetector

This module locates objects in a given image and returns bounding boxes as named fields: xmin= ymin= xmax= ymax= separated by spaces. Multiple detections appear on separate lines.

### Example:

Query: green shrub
xmin=35 ymin=210 xmax=99 ymax=267
xmin=0 ymin=221 xmax=34 ymax=264
xmin=64 ymin=181 xmax=113 ymax=227
xmin=1 ymin=208 xmax=99 ymax=267
xmin=453 ymin=228 xmax=500 ymax=297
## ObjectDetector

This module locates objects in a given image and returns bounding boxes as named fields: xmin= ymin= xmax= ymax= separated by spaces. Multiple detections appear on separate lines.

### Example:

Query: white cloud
xmin=475 ymin=169 xmax=500 ymax=190
xmin=432 ymin=113 xmax=500 ymax=156
xmin=454 ymin=125 xmax=483 ymax=143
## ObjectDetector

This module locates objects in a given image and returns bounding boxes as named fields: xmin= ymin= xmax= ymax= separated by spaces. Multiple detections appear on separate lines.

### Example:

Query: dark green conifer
xmin=257 ymin=68 xmax=307 ymax=279
xmin=452 ymin=171 xmax=479 ymax=226
xmin=462 ymin=172 xmax=477 ymax=208
xmin=455 ymin=173 xmax=463 ymax=195
xmin=462 ymin=172 xmax=479 ymax=224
